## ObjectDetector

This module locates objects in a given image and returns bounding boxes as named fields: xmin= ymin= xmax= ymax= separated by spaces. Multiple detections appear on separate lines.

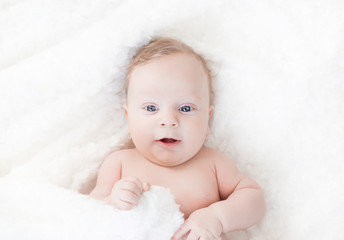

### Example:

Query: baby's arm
xmin=89 ymin=152 xmax=122 ymax=203
xmin=173 ymin=151 xmax=265 ymax=239
xmin=205 ymin=174 xmax=265 ymax=234
xmin=90 ymin=151 xmax=149 ymax=209
xmin=210 ymin=155 xmax=265 ymax=233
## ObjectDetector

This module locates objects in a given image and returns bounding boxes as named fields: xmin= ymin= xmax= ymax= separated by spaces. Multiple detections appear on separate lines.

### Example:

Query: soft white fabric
xmin=1 ymin=0 xmax=343 ymax=239
xmin=0 ymin=178 xmax=183 ymax=240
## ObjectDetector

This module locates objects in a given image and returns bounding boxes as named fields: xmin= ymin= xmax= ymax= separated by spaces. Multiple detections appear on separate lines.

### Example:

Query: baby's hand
xmin=172 ymin=207 xmax=223 ymax=240
xmin=110 ymin=177 xmax=150 ymax=210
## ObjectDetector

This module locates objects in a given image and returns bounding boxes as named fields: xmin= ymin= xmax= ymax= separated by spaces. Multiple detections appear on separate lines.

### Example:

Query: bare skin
xmin=90 ymin=53 xmax=265 ymax=239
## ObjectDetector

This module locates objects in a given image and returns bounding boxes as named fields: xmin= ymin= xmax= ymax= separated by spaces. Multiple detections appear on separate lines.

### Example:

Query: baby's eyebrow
xmin=134 ymin=91 xmax=159 ymax=98
xmin=133 ymin=91 xmax=204 ymax=103
xmin=179 ymin=95 xmax=203 ymax=103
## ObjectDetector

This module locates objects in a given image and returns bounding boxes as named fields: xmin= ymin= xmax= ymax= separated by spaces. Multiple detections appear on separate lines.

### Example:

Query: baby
xmin=90 ymin=38 xmax=265 ymax=239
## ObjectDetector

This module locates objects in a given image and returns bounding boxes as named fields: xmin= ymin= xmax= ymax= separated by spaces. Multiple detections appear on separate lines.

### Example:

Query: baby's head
xmin=124 ymin=38 xmax=213 ymax=167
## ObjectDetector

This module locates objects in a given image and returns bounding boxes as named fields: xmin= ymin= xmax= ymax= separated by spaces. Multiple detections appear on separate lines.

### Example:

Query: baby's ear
xmin=123 ymin=104 xmax=128 ymax=117
xmin=207 ymin=127 xmax=211 ymax=136
xmin=208 ymin=105 xmax=214 ymax=119
xmin=123 ymin=104 xmax=131 ymax=135
xmin=207 ymin=105 xmax=213 ymax=136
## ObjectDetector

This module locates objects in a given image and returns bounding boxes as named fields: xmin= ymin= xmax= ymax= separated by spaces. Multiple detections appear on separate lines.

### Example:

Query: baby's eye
xmin=145 ymin=105 xmax=158 ymax=112
xmin=179 ymin=105 xmax=193 ymax=112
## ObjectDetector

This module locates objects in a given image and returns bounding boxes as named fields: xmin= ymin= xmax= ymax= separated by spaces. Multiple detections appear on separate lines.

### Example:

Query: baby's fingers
xmin=172 ymin=222 xmax=190 ymax=240
xmin=119 ymin=179 xmax=143 ymax=197
xmin=118 ymin=188 xmax=140 ymax=205
xmin=185 ymin=231 xmax=200 ymax=240
xmin=114 ymin=197 xmax=136 ymax=210
xmin=122 ymin=177 xmax=150 ymax=194
xmin=142 ymin=181 xmax=150 ymax=192
xmin=111 ymin=177 xmax=151 ymax=210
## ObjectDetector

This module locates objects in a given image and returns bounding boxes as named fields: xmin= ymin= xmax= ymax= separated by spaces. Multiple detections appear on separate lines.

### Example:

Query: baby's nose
xmin=160 ymin=114 xmax=179 ymax=128
xmin=159 ymin=109 xmax=179 ymax=128
xmin=160 ymin=122 xmax=178 ymax=127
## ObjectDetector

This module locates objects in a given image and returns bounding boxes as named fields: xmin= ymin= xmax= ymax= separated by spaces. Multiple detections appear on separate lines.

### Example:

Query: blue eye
xmin=179 ymin=106 xmax=193 ymax=112
xmin=145 ymin=105 xmax=158 ymax=112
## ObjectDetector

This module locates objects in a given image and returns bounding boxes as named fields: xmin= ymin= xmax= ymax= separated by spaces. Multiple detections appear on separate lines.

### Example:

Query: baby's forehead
xmin=126 ymin=51 xmax=213 ymax=104
xmin=132 ymin=55 xmax=205 ymax=82
xmin=132 ymin=53 xmax=208 ymax=79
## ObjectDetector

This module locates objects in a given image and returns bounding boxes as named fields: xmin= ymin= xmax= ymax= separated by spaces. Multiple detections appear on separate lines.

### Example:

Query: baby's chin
xmin=135 ymin=143 xmax=204 ymax=167
xmin=140 ymin=152 xmax=190 ymax=168
xmin=145 ymin=157 xmax=187 ymax=167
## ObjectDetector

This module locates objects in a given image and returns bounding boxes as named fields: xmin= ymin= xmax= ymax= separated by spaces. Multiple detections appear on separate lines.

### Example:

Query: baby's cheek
xmin=184 ymin=123 xmax=207 ymax=153
xmin=190 ymin=119 xmax=208 ymax=137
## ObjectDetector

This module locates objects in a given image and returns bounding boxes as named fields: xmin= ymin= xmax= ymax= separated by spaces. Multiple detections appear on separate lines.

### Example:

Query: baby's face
xmin=125 ymin=53 xmax=212 ymax=167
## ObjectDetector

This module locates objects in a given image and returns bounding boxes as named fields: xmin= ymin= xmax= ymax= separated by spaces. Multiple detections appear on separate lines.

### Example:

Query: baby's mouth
xmin=160 ymin=138 xmax=178 ymax=143
xmin=156 ymin=138 xmax=181 ymax=147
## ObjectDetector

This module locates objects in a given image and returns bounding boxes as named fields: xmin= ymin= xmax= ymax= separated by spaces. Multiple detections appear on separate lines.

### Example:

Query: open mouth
xmin=160 ymin=138 xmax=178 ymax=143
xmin=157 ymin=138 xmax=180 ymax=147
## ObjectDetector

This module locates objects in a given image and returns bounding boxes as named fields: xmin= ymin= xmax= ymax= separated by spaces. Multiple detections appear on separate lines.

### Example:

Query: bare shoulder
xmin=201 ymin=147 xmax=240 ymax=181
xmin=101 ymin=148 xmax=136 ymax=167
xmin=201 ymin=146 xmax=226 ymax=157
xmin=202 ymin=147 xmax=237 ymax=168
xmin=97 ymin=149 xmax=137 ymax=182
xmin=202 ymin=147 xmax=242 ymax=199
xmin=97 ymin=148 xmax=141 ymax=177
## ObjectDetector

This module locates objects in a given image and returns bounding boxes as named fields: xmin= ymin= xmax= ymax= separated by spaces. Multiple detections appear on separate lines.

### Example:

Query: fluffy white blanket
xmin=0 ymin=175 xmax=183 ymax=239
xmin=1 ymin=0 xmax=344 ymax=239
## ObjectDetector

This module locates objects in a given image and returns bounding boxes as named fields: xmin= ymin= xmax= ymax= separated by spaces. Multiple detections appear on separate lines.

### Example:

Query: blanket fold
xmin=0 ymin=175 xmax=184 ymax=240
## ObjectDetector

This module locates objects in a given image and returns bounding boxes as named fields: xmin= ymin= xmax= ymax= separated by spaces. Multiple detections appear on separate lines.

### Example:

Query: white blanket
xmin=0 ymin=174 xmax=183 ymax=240
xmin=1 ymin=0 xmax=344 ymax=239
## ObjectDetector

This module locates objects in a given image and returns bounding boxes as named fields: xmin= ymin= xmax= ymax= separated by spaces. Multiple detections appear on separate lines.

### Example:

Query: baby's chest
xmin=122 ymin=162 xmax=220 ymax=217
xmin=168 ymin=172 xmax=220 ymax=217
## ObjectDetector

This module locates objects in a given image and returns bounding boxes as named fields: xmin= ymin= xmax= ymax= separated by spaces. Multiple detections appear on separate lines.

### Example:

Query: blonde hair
xmin=125 ymin=37 xmax=214 ymax=103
